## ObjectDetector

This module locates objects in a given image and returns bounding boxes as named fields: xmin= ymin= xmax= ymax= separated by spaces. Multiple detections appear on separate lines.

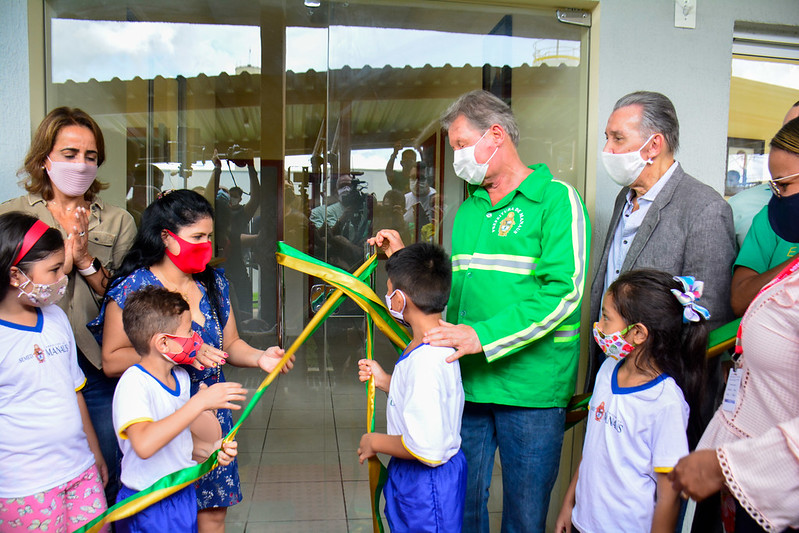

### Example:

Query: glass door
xmin=44 ymin=1 xmax=590 ymax=529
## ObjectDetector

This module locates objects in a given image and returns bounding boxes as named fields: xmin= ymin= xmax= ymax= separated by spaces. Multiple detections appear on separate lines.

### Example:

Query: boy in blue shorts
xmin=357 ymin=242 xmax=466 ymax=531
xmin=112 ymin=286 xmax=245 ymax=532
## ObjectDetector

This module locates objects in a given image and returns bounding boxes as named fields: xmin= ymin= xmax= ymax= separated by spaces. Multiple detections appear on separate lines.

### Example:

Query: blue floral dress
xmin=89 ymin=267 xmax=243 ymax=510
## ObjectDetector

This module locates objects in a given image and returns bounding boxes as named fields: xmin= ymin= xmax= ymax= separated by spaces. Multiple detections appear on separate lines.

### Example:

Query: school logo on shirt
xmin=34 ymin=344 xmax=45 ymax=363
xmin=492 ymin=207 xmax=524 ymax=236
xmin=594 ymin=401 xmax=605 ymax=421
xmin=592 ymin=401 xmax=624 ymax=433
xmin=18 ymin=341 xmax=69 ymax=364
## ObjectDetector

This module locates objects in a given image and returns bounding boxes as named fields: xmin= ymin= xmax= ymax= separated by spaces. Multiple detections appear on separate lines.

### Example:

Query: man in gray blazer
xmin=587 ymin=92 xmax=736 ymax=423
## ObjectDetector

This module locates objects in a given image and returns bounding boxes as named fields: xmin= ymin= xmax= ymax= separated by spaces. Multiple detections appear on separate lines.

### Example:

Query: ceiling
xmin=53 ymin=62 xmax=581 ymax=160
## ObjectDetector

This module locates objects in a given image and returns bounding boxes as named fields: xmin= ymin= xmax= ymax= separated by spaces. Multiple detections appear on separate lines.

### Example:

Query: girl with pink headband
xmin=0 ymin=212 xmax=109 ymax=532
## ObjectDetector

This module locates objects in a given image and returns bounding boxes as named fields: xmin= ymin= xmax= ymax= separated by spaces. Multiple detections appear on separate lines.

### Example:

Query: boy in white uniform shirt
xmin=112 ymin=286 xmax=245 ymax=532
xmin=357 ymin=242 xmax=466 ymax=531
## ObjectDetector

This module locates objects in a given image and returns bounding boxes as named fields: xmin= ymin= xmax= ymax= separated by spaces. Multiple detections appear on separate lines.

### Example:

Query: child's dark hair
xmin=607 ymin=269 xmax=708 ymax=447
xmin=385 ymin=242 xmax=451 ymax=314
xmin=0 ymin=212 xmax=64 ymax=301
xmin=108 ymin=189 xmax=222 ymax=316
xmin=123 ymin=286 xmax=190 ymax=356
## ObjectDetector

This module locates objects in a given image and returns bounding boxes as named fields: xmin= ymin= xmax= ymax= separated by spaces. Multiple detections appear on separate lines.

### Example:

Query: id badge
xmin=721 ymin=368 xmax=742 ymax=413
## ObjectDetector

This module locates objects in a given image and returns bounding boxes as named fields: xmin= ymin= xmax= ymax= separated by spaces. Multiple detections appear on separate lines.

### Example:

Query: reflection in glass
xmin=45 ymin=2 xmax=589 ymax=527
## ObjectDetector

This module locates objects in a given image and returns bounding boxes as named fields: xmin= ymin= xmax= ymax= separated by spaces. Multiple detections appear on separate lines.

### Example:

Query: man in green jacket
xmin=372 ymin=90 xmax=590 ymax=532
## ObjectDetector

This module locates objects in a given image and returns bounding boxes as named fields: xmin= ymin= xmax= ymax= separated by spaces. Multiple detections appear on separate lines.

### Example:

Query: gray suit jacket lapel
xmin=621 ymin=164 xmax=684 ymax=272
xmin=592 ymin=192 xmax=627 ymax=290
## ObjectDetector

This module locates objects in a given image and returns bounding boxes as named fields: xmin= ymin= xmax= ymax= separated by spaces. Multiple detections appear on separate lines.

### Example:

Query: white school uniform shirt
xmin=113 ymin=364 xmax=195 ymax=491
xmin=572 ymin=357 xmax=689 ymax=533
xmin=386 ymin=343 xmax=464 ymax=466
xmin=0 ymin=305 xmax=94 ymax=497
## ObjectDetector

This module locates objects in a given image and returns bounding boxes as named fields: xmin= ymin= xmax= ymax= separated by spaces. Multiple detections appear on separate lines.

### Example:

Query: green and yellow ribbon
xmin=276 ymin=243 xmax=411 ymax=531
xmin=77 ymin=239 xmax=742 ymax=531
xmin=77 ymin=243 xmax=409 ymax=533
xmin=706 ymin=317 xmax=741 ymax=359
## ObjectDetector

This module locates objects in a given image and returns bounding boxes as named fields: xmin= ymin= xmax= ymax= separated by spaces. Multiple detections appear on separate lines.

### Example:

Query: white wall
xmin=0 ymin=0 xmax=32 ymax=204
xmin=592 ymin=0 xmax=799 ymax=253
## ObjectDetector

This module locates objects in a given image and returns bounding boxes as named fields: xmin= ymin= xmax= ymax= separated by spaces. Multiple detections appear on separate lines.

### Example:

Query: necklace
xmin=150 ymin=267 xmax=222 ymax=381
xmin=208 ymin=303 xmax=223 ymax=381
xmin=47 ymin=199 xmax=88 ymax=212
xmin=151 ymin=266 xmax=194 ymax=301
xmin=149 ymin=267 xmax=222 ymax=383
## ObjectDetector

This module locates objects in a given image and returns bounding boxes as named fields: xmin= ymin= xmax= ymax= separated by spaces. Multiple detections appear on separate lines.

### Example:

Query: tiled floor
xmin=222 ymin=318 xmax=504 ymax=532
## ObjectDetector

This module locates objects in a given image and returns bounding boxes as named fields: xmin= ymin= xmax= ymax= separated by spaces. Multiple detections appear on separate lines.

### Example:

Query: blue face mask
xmin=768 ymin=192 xmax=799 ymax=243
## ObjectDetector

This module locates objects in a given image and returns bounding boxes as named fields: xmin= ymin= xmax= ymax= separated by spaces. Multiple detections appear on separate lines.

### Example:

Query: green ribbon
xmin=276 ymin=243 xmax=410 ymax=531
xmin=707 ymin=317 xmax=742 ymax=358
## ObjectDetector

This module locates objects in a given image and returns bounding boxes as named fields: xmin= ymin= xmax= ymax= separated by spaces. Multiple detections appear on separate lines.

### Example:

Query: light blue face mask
xmin=385 ymin=289 xmax=410 ymax=327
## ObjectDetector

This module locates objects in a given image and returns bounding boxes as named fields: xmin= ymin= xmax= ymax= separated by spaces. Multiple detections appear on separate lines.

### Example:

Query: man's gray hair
xmin=613 ymin=91 xmax=680 ymax=154
xmin=440 ymin=90 xmax=520 ymax=147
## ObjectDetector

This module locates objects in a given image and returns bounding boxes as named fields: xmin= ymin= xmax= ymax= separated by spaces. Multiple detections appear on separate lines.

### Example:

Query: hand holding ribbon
xmin=671 ymin=276 xmax=711 ymax=323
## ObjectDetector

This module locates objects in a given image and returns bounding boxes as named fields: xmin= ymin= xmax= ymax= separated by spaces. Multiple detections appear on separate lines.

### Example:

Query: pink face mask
xmin=592 ymin=322 xmax=635 ymax=361
xmin=46 ymin=157 xmax=98 ymax=197
xmin=17 ymin=271 xmax=68 ymax=307
xmin=161 ymin=331 xmax=203 ymax=365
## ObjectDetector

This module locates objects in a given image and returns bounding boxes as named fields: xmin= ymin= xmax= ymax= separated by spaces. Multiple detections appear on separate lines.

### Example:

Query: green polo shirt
xmin=734 ymin=205 xmax=799 ymax=273
xmin=447 ymin=164 xmax=590 ymax=408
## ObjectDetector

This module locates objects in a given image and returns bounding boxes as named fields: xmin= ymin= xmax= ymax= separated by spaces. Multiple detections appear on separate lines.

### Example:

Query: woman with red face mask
xmin=89 ymin=189 xmax=294 ymax=533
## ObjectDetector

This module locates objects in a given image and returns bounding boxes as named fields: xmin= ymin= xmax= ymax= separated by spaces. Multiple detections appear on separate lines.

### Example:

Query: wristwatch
xmin=78 ymin=257 xmax=102 ymax=277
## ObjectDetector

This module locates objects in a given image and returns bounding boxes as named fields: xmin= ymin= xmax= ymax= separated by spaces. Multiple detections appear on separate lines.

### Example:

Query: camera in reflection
xmin=340 ymin=174 xmax=369 ymax=210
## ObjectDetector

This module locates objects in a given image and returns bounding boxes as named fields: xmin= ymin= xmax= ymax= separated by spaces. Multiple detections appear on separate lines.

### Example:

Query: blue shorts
xmin=115 ymin=484 xmax=197 ymax=533
xmin=384 ymin=449 xmax=467 ymax=532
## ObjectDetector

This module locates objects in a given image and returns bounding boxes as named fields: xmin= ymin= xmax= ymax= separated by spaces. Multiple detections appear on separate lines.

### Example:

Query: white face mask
xmin=384 ymin=289 xmax=410 ymax=327
xmin=452 ymin=129 xmax=498 ymax=185
xmin=600 ymin=134 xmax=655 ymax=187
xmin=410 ymin=177 xmax=430 ymax=196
